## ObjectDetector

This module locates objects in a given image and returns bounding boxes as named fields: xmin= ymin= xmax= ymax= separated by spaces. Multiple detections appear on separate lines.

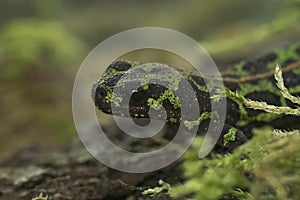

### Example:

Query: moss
xmin=200 ymin=6 xmax=300 ymax=57
xmin=172 ymin=128 xmax=300 ymax=200
xmin=0 ymin=19 xmax=86 ymax=79
xmin=227 ymin=66 xmax=300 ymax=116
xmin=172 ymin=66 xmax=300 ymax=200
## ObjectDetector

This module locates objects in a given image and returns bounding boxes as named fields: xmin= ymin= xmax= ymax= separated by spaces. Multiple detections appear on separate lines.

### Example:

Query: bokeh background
xmin=0 ymin=0 xmax=299 ymax=160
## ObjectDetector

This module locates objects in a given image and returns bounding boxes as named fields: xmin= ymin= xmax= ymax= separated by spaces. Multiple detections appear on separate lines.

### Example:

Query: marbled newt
xmin=92 ymin=42 xmax=300 ymax=152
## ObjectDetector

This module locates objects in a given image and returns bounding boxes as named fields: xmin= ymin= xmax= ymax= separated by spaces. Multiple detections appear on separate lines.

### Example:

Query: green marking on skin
xmin=239 ymin=80 xmax=277 ymax=96
xmin=169 ymin=117 xmax=178 ymax=123
xmin=105 ymin=91 xmax=122 ymax=106
xmin=187 ymin=76 xmax=208 ymax=92
xmin=223 ymin=127 xmax=238 ymax=147
xmin=293 ymin=67 xmax=300 ymax=75
xmin=267 ymin=43 xmax=300 ymax=69
xmin=235 ymin=61 xmax=249 ymax=76
xmin=147 ymin=98 xmax=162 ymax=110
xmin=142 ymin=84 xmax=149 ymax=90
xmin=289 ymin=85 xmax=300 ymax=94
xmin=224 ymin=60 xmax=249 ymax=76
xmin=184 ymin=112 xmax=211 ymax=130
xmin=147 ymin=89 xmax=180 ymax=110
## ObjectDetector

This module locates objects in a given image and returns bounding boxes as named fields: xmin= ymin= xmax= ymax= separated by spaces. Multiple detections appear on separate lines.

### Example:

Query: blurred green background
xmin=0 ymin=0 xmax=299 ymax=160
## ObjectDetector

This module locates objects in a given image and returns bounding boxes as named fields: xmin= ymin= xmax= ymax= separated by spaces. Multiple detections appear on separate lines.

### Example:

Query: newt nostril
xmin=92 ymin=87 xmax=107 ymax=103
xmin=105 ymin=74 xmax=123 ymax=86
xmin=97 ymin=88 xmax=107 ymax=99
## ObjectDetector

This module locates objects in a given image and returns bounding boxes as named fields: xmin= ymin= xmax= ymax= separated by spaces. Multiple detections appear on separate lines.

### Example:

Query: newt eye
xmin=95 ymin=88 xmax=107 ymax=100
xmin=130 ymin=91 xmax=148 ymax=106
xmin=93 ymin=87 xmax=112 ymax=113
xmin=109 ymin=61 xmax=131 ymax=71
xmin=105 ymin=74 xmax=123 ymax=86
